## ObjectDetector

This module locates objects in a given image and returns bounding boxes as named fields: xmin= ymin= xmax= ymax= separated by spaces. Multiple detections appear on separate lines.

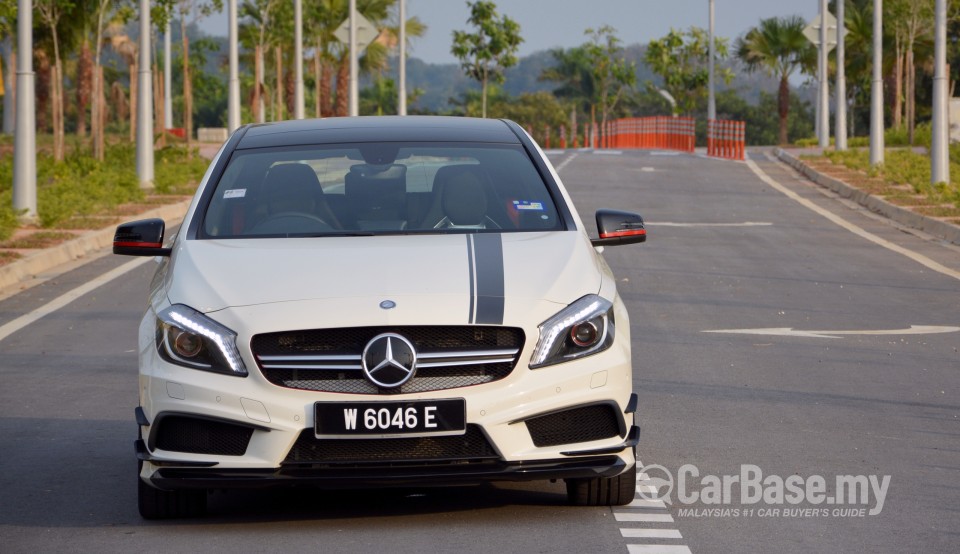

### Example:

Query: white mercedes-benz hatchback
xmin=114 ymin=116 xmax=647 ymax=518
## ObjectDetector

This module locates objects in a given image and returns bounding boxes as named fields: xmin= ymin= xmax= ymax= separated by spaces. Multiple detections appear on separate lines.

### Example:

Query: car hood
xmin=165 ymin=232 xmax=602 ymax=319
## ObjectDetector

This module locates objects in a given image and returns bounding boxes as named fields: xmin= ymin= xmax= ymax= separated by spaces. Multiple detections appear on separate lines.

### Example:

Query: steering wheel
xmin=248 ymin=212 xmax=334 ymax=234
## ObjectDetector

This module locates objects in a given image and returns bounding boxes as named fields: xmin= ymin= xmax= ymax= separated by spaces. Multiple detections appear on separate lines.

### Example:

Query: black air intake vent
xmin=525 ymin=404 xmax=622 ymax=447
xmin=153 ymin=415 xmax=254 ymax=456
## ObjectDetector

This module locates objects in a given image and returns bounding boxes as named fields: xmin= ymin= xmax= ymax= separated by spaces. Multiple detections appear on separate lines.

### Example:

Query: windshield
xmin=201 ymin=143 xmax=564 ymax=238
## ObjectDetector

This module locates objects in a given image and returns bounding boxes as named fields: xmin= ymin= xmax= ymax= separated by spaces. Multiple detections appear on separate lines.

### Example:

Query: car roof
xmin=235 ymin=116 xmax=522 ymax=150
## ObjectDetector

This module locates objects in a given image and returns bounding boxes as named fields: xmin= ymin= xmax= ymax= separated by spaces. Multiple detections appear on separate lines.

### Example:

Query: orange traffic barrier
xmin=707 ymin=118 xmax=745 ymax=161
xmin=600 ymin=116 xmax=695 ymax=153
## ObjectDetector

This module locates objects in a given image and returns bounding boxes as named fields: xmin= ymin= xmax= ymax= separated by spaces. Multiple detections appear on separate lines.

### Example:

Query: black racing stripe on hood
xmin=466 ymin=234 xmax=476 ymax=323
xmin=472 ymin=233 xmax=505 ymax=325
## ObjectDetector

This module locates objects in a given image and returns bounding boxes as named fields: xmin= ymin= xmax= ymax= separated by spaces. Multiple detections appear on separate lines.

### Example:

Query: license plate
xmin=314 ymin=399 xmax=466 ymax=438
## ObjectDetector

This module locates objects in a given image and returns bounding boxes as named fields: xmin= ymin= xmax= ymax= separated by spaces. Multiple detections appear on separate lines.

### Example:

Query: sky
xmin=202 ymin=1 xmax=821 ymax=65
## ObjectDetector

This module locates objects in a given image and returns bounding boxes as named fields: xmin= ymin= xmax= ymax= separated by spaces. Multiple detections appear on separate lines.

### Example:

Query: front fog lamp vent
xmin=525 ymin=404 xmax=622 ymax=447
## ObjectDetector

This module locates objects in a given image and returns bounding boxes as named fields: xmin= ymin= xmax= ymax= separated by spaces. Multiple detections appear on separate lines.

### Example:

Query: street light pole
xmin=227 ymin=0 xmax=240 ymax=132
xmin=136 ymin=0 xmax=154 ymax=189
xmin=349 ymin=0 xmax=359 ymax=117
xmin=164 ymin=21 xmax=173 ymax=130
xmin=3 ymin=38 xmax=15 ymax=134
xmin=707 ymin=0 xmax=715 ymax=121
xmin=869 ymin=0 xmax=884 ymax=167
xmin=399 ymin=0 xmax=407 ymax=116
xmin=931 ymin=0 xmax=949 ymax=184
xmin=835 ymin=0 xmax=847 ymax=150
xmin=12 ymin=0 xmax=36 ymax=222
xmin=294 ymin=0 xmax=305 ymax=119
xmin=818 ymin=0 xmax=830 ymax=149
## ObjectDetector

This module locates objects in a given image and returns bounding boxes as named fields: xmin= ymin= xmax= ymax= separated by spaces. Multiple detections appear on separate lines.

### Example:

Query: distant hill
xmin=377 ymin=42 xmax=812 ymax=114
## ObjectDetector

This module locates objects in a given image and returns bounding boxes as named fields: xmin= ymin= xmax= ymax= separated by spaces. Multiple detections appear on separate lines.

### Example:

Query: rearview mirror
xmin=590 ymin=209 xmax=646 ymax=247
xmin=113 ymin=218 xmax=172 ymax=256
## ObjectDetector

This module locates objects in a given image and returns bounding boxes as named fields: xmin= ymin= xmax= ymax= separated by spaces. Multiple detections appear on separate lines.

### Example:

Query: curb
xmin=775 ymin=148 xmax=960 ymax=246
xmin=0 ymin=199 xmax=192 ymax=292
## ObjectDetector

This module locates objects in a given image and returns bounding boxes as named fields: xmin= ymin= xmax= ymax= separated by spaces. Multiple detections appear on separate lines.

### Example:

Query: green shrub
xmin=824 ymin=147 xmax=960 ymax=206
xmin=35 ymin=144 xmax=142 ymax=227
xmin=154 ymin=146 xmax=209 ymax=195
xmin=0 ymin=142 xmax=208 ymax=240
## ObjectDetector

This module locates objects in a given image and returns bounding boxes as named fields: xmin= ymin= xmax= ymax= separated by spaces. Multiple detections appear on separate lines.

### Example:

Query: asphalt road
xmin=1 ymin=148 xmax=958 ymax=553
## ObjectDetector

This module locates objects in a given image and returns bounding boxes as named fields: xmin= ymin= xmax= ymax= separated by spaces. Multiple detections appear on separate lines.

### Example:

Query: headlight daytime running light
xmin=156 ymin=305 xmax=247 ymax=376
xmin=530 ymin=294 xmax=615 ymax=368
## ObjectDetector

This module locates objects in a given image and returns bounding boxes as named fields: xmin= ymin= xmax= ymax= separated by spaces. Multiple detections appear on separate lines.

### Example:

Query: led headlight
xmin=155 ymin=305 xmax=247 ymax=376
xmin=530 ymin=294 xmax=615 ymax=369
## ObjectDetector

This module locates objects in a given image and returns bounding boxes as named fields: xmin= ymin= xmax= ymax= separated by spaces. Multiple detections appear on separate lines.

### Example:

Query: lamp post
xmin=818 ymin=0 xmax=830 ymax=149
xmin=707 ymin=0 xmax=715 ymax=122
xmin=294 ymin=0 xmax=305 ymax=119
xmin=930 ymin=0 xmax=949 ymax=184
xmin=164 ymin=21 xmax=173 ymax=130
xmin=12 ymin=0 xmax=36 ymax=222
xmin=835 ymin=0 xmax=847 ymax=150
xmin=136 ymin=0 xmax=154 ymax=189
xmin=227 ymin=0 xmax=240 ymax=131
xmin=399 ymin=0 xmax=407 ymax=116
xmin=869 ymin=0 xmax=884 ymax=167
xmin=349 ymin=0 xmax=359 ymax=116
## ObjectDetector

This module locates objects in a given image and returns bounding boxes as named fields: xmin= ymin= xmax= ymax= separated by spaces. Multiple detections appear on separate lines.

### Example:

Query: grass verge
xmin=0 ymin=141 xmax=207 ymax=240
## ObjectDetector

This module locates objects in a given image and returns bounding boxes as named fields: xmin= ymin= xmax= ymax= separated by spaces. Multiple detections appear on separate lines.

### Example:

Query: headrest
xmin=263 ymin=163 xmax=321 ymax=210
xmin=434 ymin=165 xmax=488 ymax=226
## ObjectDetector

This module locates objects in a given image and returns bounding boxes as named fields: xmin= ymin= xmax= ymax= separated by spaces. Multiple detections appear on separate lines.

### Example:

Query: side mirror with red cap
xmin=590 ymin=209 xmax=646 ymax=247
xmin=113 ymin=218 xmax=172 ymax=256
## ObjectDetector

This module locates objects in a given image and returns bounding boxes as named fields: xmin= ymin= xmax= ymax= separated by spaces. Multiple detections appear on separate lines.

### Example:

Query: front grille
xmin=282 ymin=424 xmax=499 ymax=466
xmin=524 ymin=404 xmax=622 ymax=447
xmin=153 ymin=415 xmax=254 ymax=456
xmin=252 ymin=326 xmax=524 ymax=394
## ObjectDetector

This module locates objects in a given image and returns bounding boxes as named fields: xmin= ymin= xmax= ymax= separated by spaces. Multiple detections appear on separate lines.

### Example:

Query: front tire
xmin=565 ymin=465 xmax=637 ymax=506
xmin=137 ymin=461 xmax=207 ymax=519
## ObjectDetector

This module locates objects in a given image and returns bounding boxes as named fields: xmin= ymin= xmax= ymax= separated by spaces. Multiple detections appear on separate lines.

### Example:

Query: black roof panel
xmin=236 ymin=116 xmax=520 ymax=149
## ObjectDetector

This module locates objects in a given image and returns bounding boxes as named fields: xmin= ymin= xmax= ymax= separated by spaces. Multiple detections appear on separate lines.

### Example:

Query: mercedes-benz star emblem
xmin=361 ymin=333 xmax=417 ymax=388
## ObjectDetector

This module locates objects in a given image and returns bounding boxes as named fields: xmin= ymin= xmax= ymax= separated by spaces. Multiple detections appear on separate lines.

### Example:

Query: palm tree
xmin=735 ymin=15 xmax=815 ymax=145
xmin=539 ymin=46 xmax=594 ymax=145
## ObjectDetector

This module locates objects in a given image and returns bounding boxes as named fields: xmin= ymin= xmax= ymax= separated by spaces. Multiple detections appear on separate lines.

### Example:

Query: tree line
xmin=1 ymin=0 xmax=957 ymax=156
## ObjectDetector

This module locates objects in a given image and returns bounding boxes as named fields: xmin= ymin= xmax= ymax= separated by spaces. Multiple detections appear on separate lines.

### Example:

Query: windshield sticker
xmin=223 ymin=189 xmax=246 ymax=199
xmin=512 ymin=200 xmax=544 ymax=211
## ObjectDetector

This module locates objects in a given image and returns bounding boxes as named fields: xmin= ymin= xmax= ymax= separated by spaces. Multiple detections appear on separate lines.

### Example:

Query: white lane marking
xmin=646 ymin=222 xmax=772 ymax=227
xmin=0 ymin=257 xmax=152 ymax=344
xmin=594 ymin=150 xmax=623 ymax=155
xmin=704 ymin=325 xmax=960 ymax=339
xmin=625 ymin=498 xmax=667 ymax=509
xmin=543 ymin=149 xmax=565 ymax=155
xmin=554 ymin=152 xmax=580 ymax=173
xmin=747 ymin=157 xmax=960 ymax=282
xmin=615 ymin=513 xmax=675 ymax=523
xmin=641 ymin=167 xmax=656 ymax=172
xmin=628 ymin=546 xmax=692 ymax=554
xmin=650 ymin=151 xmax=681 ymax=156
xmin=621 ymin=529 xmax=684 ymax=539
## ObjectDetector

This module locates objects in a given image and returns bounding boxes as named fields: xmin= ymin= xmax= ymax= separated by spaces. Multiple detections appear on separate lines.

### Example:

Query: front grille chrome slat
xmin=261 ymin=364 xmax=364 ymax=370
xmin=252 ymin=326 xmax=525 ymax=395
